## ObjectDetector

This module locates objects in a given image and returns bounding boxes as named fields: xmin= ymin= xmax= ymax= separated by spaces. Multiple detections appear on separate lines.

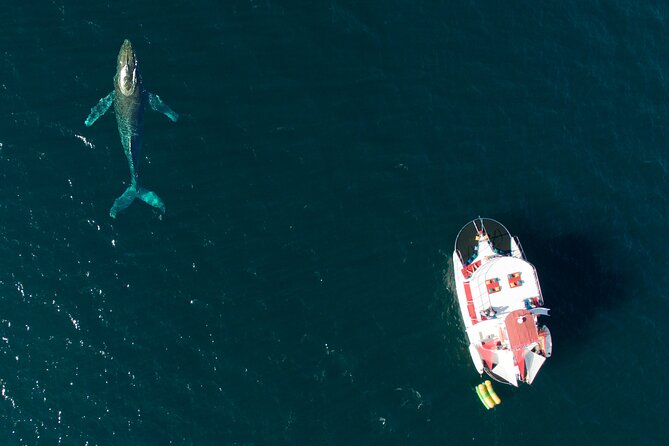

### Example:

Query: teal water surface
xmin=1 ymin=1 xmax=669 ymax=445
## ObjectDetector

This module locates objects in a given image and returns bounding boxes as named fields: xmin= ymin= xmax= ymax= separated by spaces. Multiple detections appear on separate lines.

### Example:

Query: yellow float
xmin=476 ymin=384 xmax=494 ymax=409
xmin=474 ymin=380 xmax=502 ymax=409
xmin=485 ymin=380 xmax=502 ymax=405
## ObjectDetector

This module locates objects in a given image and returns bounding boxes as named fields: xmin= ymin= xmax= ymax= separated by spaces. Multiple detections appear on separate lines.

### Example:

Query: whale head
xmin=116 ymin=39 xmax=139 ymax=96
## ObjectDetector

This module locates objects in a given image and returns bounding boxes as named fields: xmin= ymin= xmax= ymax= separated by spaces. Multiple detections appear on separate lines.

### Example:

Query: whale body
xmin=85 ymin=39 xmax=178 ymax=218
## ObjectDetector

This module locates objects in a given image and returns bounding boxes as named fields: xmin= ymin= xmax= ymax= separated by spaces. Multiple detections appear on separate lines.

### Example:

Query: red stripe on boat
xmin=463 ymin=282 xmax=478 ymax=325
xmin=477 ymin=345 xmax=496 ymax=369
xmin=461 ymin=260 xmax=481 ymax=279
xmin=505 ymin=309 xmax=539 ymax=381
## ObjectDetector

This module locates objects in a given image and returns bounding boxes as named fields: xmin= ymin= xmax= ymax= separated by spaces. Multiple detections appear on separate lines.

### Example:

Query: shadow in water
xmin=517 ymin=231 xmax=626 ymax=355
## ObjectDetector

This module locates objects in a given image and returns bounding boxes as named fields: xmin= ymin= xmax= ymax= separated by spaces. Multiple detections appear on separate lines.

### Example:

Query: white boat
xmin=453 ymin=218 xmax=552 ymax=386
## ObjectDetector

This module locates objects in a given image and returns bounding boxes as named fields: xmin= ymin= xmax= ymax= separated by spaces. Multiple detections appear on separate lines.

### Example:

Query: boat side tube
xmin=468 ymin=344 xmax=484 ymax=374
xmin=539 ymin=325 xmax=553 ymax=357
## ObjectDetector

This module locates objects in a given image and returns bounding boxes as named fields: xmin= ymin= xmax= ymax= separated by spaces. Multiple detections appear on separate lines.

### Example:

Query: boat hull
xmin=453 ymin=218 xmax=551 ymax=386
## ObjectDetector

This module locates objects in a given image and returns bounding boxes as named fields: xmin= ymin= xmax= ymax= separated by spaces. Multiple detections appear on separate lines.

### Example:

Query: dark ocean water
xmin=1 ymin=1 xmax=669 ymax=444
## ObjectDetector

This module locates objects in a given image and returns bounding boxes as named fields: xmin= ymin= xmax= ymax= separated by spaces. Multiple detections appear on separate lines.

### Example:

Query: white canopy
xmin=525 ymin=351 xmax=547 ymax=384
xmin=530 ymin=307 xmax=550 ymax=316
xmin=492 ymin=350 xmax=518 ymax=387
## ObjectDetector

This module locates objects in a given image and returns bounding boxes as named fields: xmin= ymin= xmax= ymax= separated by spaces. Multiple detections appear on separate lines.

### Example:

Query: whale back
xmin=113 ymin=66 xmax=145 ymax=181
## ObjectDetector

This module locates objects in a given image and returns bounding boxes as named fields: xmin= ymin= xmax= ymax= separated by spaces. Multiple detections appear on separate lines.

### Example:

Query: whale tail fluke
xmin=109 ymin=184 xmax=165 ymax=218
xmin=137 ymin=187 xmax=166 ymax=213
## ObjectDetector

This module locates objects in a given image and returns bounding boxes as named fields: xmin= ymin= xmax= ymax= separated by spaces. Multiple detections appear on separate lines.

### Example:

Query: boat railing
xmin=455 ymin=249 xmax=465 ymax=266
xmin=512 ymin=236 xmax=526 ymax=259
xmin=511 ymin=236 xmax=544 ymax=304
xmin=533 ymin=264 xmax=545 ymax=305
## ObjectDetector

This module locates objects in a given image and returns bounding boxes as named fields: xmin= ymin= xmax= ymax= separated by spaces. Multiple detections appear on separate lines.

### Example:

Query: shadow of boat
xmin=510 ymin=230 xmax=626 ymax=357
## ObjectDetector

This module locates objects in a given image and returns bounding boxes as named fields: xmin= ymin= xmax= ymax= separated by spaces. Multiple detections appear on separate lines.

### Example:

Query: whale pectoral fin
xmin=85 ymin=91 xmax=115 ymax=127
xmin=148 ymin=92 xmax=179 ymax=122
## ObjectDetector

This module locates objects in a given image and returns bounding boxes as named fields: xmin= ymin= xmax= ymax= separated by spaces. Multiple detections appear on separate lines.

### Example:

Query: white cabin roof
xmin=470 ymin=256 xmax=541 ymax=313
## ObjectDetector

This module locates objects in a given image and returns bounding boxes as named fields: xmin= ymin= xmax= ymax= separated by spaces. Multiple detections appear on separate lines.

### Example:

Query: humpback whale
xmin=85 ymin=39 xmax=178 ymax=218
